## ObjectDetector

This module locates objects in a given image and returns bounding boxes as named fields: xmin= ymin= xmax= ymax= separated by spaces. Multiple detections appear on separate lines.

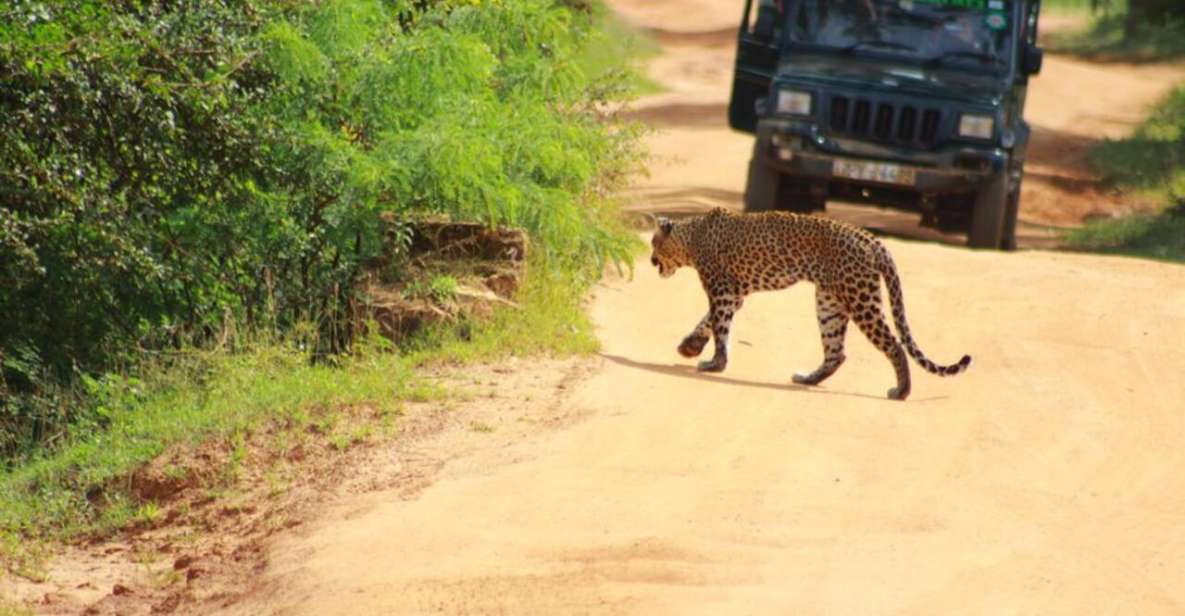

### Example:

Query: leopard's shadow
xmin=600 ymin=354 xmax=948 ymax=403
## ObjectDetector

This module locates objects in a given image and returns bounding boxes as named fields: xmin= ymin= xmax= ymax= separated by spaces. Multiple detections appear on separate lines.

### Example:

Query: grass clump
xmin=407 ymin=266 xmax=605 ymax=362
xmin=0 ymin=345 xmax=414 ymax=547
xmin=0 ymin=601 xmax=33 ymax=616
xmin=1064 ymin=85 xmax=1185 ymax=263
xmin=1088 ymin=85 xmax=1185 ymax=199
xmin=1064 ymin=202 xmax=1185 ymax=262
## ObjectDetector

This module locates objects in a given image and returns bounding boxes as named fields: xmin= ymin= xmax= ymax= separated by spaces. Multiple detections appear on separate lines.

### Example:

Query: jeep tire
xmin=743 ymin=154 xmax=779 ymax=212
xmin=968 ymin=170 xmax=1008 ymax=249
xmin=744 ymin=154 xmax=825 ymax=214
xmin=1000 ymin=178 xmax=1022 ymax=251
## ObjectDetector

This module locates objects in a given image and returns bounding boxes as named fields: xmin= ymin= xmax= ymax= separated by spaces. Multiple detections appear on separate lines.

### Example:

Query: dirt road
xmin=231 ymin=240 xmax=1185 ymax=614
xmin=222 ymin=4 xmax=1185 ymax=615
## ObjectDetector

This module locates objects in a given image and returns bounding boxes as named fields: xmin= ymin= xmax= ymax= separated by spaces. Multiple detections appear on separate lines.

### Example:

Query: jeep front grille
xmin=828 ymin=95 xmax=943 ymax=148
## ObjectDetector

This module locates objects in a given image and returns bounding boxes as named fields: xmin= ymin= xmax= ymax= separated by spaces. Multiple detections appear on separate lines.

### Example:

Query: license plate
xmin=832 ymin=159 xmax=917 ymax=186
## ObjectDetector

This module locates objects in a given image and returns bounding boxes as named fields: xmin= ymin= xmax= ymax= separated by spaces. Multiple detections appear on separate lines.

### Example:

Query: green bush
xmin=1067 ymin=86 xmax=1185 ymax=262
xmin=1 ymin=1 xmax=278 ymax=455
xmin=0 ymin=0 xmax=642 ymax=459
xmin=1064 ymin=201 xmax=1185 ymax=262
xmin=1088 ymin=85 xmax=1185 ymax=197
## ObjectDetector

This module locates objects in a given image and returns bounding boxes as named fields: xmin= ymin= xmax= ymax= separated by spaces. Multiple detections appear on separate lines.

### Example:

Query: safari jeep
xmin=729 ymin=0 xmax=1044 ymax=249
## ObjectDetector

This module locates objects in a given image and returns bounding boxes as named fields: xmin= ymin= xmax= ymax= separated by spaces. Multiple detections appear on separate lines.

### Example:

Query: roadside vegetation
xmin=0 ymin=267 xmax=601 ymax=577
xmin=1064 ymin=202 xmax=1185 ymax=262
xmin=1044 ymin=0 xmax=1185 ymax=262
xmin=0 ymin=0 xmax=648 ymax=576
xmin=0 ymin=601 xmax=31 ymax=616
xmin=1067 ymin=88 xmax=1185 ymax=262
xmin=1045 ymin=0 xmax=1185 ymax=60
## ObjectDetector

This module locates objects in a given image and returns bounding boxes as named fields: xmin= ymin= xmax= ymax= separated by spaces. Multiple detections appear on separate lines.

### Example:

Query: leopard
xmin=649 ymin=207 xmax=971 ymax=400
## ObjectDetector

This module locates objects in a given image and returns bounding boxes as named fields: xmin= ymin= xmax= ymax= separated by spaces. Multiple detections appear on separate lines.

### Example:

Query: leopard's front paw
xmin=696 ymin=357 xmax=727 ymax=373
xmin=678 ymin=335 xmax=709 ymax=358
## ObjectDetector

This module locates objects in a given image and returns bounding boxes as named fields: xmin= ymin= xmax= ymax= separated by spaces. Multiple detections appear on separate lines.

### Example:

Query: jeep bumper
xmin=755 ymin=119 xmax=1007 ymax=194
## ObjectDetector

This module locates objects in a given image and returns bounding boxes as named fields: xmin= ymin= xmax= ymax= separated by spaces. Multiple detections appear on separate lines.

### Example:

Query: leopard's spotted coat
xmin=650 ymin=208 xmax=970 ymax=400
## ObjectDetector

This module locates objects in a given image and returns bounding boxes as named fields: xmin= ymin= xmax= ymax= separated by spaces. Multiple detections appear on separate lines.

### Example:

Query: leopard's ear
xmin=657 ymin=217 xmax=674 ymax=235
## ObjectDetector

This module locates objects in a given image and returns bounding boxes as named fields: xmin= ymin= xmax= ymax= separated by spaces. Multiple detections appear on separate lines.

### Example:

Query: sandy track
xmin=230 ymin=240 xmax=1185 ymax=615
xmin=221 ymin=4 xmax=1185 ymax=615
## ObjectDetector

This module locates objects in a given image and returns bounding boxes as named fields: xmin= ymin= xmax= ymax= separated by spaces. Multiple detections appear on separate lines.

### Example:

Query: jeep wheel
xmin=1000 ymin=178 xmax=1022 ymax=251
xmin=743 ymin=155 xmax=779 ymax=212
xmin=968 ymin=171 xmax=1008 ymax=249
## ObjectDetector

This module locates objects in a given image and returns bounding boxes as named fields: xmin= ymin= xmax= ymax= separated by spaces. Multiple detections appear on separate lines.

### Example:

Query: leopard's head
xmin=650 ymin=217 xmax=690 ymax=279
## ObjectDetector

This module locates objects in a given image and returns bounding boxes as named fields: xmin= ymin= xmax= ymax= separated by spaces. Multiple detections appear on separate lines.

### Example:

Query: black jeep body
xmin=729 ymin=0 xmax=1044 ymax=249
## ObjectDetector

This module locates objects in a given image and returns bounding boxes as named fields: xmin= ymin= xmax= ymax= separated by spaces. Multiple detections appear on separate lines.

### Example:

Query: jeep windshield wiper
xmin=841 ymin=40 xmax=917 ymax=54
xmin=926 ymin=50 xmax=1004 ymax=68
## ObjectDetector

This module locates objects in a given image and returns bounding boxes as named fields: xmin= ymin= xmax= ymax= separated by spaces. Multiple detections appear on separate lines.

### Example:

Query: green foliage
xmin=1090 ymin=83 xmax=1185 ymax=210
xmin=1068 ymin=86 xmax=1185 ymax=262
xmin=0 ymin=0 xmax=284 ymax=456
xmin=1047 ymin=0 xmax=1185 ymax=60
xmin=404 ymin=275 xmax=460 ymax=303
xmin=0 ymin=600 xmax=34 ymax=616
xmin=1 ymin=0 xmax=644 ymax=459
xmin=572 ymin=7 xmax=662 ymax=96
xmin=1046 ymin=1 xmax=1185 ymax=60
xmin=1088 ymin=85 xmax=1185 ymax=200
xmin=0 ymin=341 xmax=419 ymax=548
xmin=405 ymin=258 xmax=603 ymax=361
xmin=1041 ymin=0 xmax=1104 ymax=13
xmin=1064 ymin=201 xmax=1185 ymax=262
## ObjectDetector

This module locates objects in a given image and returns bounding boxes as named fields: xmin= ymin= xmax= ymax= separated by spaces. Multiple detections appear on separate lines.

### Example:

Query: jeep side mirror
xmin=1023 ymin=45 xmax=1044 ymax=76
xmin=752 ymin=0 xmax=778 ymax=43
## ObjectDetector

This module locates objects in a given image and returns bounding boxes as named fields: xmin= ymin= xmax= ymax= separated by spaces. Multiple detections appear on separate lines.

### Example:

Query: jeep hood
xmin=776 ymin=55 xmax=1007 ymax=105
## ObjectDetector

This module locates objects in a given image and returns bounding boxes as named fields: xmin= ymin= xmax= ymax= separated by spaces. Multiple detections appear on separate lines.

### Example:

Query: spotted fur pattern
xmin=650 ymin=208 xmax=971 ymax=400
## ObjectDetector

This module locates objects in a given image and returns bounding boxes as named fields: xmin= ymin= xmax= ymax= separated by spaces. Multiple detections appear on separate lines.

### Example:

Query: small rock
xmin=112 ymin=583 xmax=133 ymax=596
xmin=186 ymin=567 xmax=205 ymax=582
xmin=173 ymin=555 xmax=194 ymax=570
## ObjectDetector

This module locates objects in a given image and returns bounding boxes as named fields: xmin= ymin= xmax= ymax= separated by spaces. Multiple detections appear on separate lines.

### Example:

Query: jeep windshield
xmin=785 ymin=0 xmax=1014 ymax=74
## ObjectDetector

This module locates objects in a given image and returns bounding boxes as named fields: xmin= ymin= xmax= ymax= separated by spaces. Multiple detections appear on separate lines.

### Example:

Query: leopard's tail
xmin=877 ymin=247 xmax=972 ymax=377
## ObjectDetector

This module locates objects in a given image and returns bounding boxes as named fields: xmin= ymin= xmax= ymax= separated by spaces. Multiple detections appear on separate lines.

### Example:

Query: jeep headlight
xmin=958 ymin=114 xmax=995 ymax=139
xmin=776 ymin=89 xmax=812 ymax=116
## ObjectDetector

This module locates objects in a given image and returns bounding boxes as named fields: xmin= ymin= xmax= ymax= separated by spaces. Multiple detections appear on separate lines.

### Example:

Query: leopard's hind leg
xmin=843 ymin=276 xmax=911 ymax=400
xmin=793 ymin=287 xmax=848 ymax=386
